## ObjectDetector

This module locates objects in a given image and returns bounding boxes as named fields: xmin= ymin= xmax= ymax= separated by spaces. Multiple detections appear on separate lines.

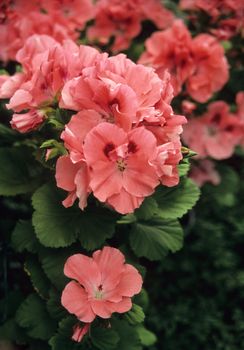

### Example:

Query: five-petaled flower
xmin=61 ymin=246 xmax=143 ymax=323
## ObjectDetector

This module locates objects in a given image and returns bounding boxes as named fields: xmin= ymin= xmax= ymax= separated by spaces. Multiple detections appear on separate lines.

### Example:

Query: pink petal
xmin=123 ymin=159 xmax=159 ymax=197
xmin=72 ymin=323 xmax=90 ymax=343
xmin=64 ymin=254 xmax=101 ymax=295
xmin=107 ymin=188 xmax=144 ymax=214
xmin=116 ymin=264 xmax=143 ymax=297
xmin=111 ymin=297 xmax=132 ymax=314
xmin=89 ymin=162 xmax=122 ymax=202
xmin=61 ymin=281 xmax=95 ymax=323
xmin=93 ymin=247 xmax=125 ymax=292
xmin=90 ymin=299 xmax=113 ymax=319
xmin=74 ymin=163 xmax=90 ymax=210
xmin=55 ymin=156 xmax=80 ymax=192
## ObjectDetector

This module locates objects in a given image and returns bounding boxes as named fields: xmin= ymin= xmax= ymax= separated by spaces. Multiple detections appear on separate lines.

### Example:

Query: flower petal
xmin=61 ymin=281 xmax=95 ymax=323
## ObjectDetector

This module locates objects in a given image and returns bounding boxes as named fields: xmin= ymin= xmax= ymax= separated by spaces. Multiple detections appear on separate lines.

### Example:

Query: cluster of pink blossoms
xmin=0 ymin=0 xmax=94 ymax=62
xmin=0 ymin=0 xmax=174 ymax=62
xmin=139 ymin=20 xmax=229 ymax=102
xmin=183 ymin=92 xmax=244 ymax=160
xmin=87 ymin=0 xmax=174 ymax=52
xmin=61 ymin=247 xmax=142 ymax=341
xmin=1 ymin=34 xmax=186 ymax=214
xmin=180 ymin=0 xmax=244 ymax=39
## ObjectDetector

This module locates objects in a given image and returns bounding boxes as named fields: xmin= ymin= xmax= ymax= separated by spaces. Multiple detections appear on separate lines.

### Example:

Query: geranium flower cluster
xmin=0 ymin=0 xmax=94 ymax=62
xmin=0 ymin=34 xmax=186 ymax=214
xmin=183 ymin=93 xmax=244 ymax=160
xmin=139 ymin=20 xmax=229 ymax=102
xmin=180 ymin=0 xmax=244 ymax=39
xmin=87 ymin=0 xmax=174 ymax=52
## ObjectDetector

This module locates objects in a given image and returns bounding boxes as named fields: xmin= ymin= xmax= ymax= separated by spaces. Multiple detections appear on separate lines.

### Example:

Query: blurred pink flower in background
xmin=0 ymin=0 xmax=94 ymax=62
xmin=139 ymin=20 xmax=229 ymax=102
xmin=190 ymin=159 xmax=220 ymax=187
xmin=183 ymin=101 xmax=242 ymax=160
xmin=88 ymin=0 xmax=174 ymax=52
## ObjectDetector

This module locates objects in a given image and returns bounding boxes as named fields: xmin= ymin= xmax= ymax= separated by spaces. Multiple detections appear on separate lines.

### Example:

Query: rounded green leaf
xmin=154 ymin=179 xmax=200 ymax=219
xmin=130 ymin=218 xmax=183 ymax=261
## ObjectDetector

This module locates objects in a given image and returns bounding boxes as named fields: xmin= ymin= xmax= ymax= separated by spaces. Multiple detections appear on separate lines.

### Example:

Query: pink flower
xmin=56 ymin=51 xmax=186 ymax=214
xmin=183 ymin=101 xmax=241 ymax=159
xmin=88 ymin=0 xmax=174 ymax=52
xmin=139 ymin=20 xmax=229 ymax=102
xmin=55 ymin=156 xmax=90 ymax=210
xmin=151 ymin=141 xmax=183 ymax=187
xmin=0 ymin=0 xmax=94 ymax=62
xmin=83 ymin=123 xmax=159 ymax=214
xmin=190 ymin=159 xmax=220 ymax=187
xmin=61 ymin=247 xmax=143 ymax=322
xmin=10 ymin=110 xmax=44 ymax=133
xmin=187 ymin=34 xmax=229 ymax=102
xmin=72 ymin=323 xmax=90 ymax=343
xmin=139 ymin=20 xmax=194 ymax=96
xmin=0 ymin=73 xmax=25 ymax=99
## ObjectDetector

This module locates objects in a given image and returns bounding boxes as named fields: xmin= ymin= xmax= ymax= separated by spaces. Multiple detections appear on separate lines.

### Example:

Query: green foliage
xmin=32 ymin=183 xmax=118 ymax=249
xmin=39 ymin=248 xmax=71 ymax=290
xmin=136 ymin=325 xmax=157 ymax=347
xmin=25 ymin=257 xmax=51 ymax=299
xmin=0 ymin=147 xmax=42 ymax=196
xmin=11 ymin=220 xmax=40 ymax=253
xmin=16 ymin=294 xmax=57 ymax=340
xmin=112 ymin=320 xmax=142 ymax=350
xmin=154 ymin=178 xmax=200 ymax=219
xmin=146 ymin=165 xmax=244 ymax=350
xmin=124 ymin=304 xmax=145 ymax=325
xmin=90 ymin=326 xmax=120 ymax=350
xmin=130 ymin=217 xmax=183 ymax=260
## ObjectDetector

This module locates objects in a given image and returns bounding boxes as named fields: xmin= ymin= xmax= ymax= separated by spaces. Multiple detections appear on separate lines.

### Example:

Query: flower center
xmin=117 ymin=158 xmax=127 ymax=172
xmin=94 ymin=284 xmax=104 ymax=300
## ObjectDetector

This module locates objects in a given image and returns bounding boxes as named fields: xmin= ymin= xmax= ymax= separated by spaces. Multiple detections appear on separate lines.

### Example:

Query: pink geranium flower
xmin=183 ymin=101 xmax=241 ymax=159
xmin=83 ymin=123 xmax=159 ymax=214
xmin=87 ymin=0 xmax=174 ymax=52
xmin=0 ymin=0 xmax=94 ymax=62
xmin=55 ymin=50 xmax=186 ymax=214
xmin=72 ymin=323 xmax=90 ymax=343
xmin=61 ymin=247 xmax=143 ymax=322
xmin=139 ymin=20 xmax=194 ymax=96
xmin=190 ymin=159 xmax=221 ymax=187
xmin=187 ymin=34 xmax=229 ymax=102
xmin=10 ymin=110 xmax=44 ymax=133
xmin=139 ymin=20 xmax=229 ymax=102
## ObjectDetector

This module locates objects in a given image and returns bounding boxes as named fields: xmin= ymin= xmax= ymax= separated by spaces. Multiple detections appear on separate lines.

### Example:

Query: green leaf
xmin=124 ymin=304 xmax=145 ymax=325
xmin=154 ymin=178 xmax=200 ymax=219
xmin=32 ymin=184 xmax=78 ymax=248
xmin=77 ymin=207 xmax=118 ymax=251
xmin=134 ymin=198 xmax=158 ymax=220
xmin=39 ymin=249 xmax=71 ymax=290
xmin=91 ymin=327 xmax=120 ymax=350
xmin=130 ymin=217 xmax=183 ymax=260
xmin=178 ymin=160 xmax=190 ymax=177
xmin=133 ymin=289 xmax=149 ymax=312
xmin=0 ymin=318 xmax=28 ymax=343
xmin=32 ymin=183 xmax=117 ymax=249
xmin=11 ymin=220 xmax=40 ymax=253
xmin=29 ymin=340 xmax=51 ymax=350
xmin=16 ymin=294 xmax=57 ymax=340
xmin=112 ymin=320 xmax=142 ymax=350
xmin=136 ymin=325 xmax=157 ymax=347
xmin=0 ymin=147 xmax=42 ymax=196
xmin=47 ymin=288 xmax=66 ymax=320
xmin=49 ymin=316 xmax=87 ymax=350
xmin=25 ymin=257 xmax=51 ymax=299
